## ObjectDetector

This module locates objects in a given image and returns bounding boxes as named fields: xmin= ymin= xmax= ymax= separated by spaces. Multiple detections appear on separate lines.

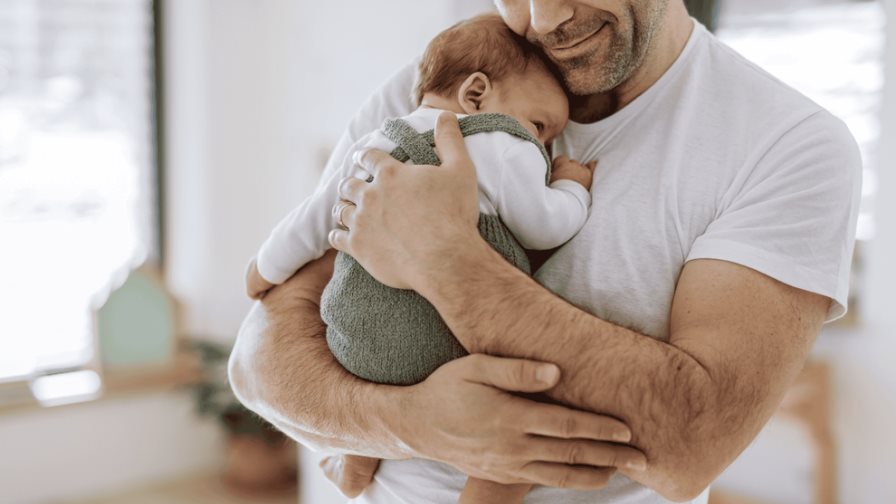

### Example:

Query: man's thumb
xmin=434 ymin=112 xmax=475 ymax=173
xmin=459 ymin=354 xmax=561 ymax=393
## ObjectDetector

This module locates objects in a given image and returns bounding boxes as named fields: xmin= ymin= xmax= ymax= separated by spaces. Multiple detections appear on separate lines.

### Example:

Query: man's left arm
xmin=418 ymin=239 xmax=829 ymax=501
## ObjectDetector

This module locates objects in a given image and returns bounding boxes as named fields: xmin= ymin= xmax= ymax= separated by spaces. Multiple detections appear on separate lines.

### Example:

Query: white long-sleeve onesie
xmin=255 ymin=107 xmax=591 ymax=285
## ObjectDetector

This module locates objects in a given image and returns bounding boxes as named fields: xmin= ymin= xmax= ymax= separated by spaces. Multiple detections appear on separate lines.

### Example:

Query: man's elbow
xmin=626 ymin=457 xmax=714 ymax=502
xmin=630 ymin=364 xmax=724 ymax=501
xmin=228 ymin=305 xmax=268 ymax=412
xmin=657 ymin=476 xmax=712 ymax=503
xmin=227 ymin=342 xmax=258 ymax=411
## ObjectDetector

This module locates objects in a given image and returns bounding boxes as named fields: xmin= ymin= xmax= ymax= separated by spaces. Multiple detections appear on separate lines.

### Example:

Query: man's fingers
xmin=337 ymin=176 xmax=369 ymax=205
xmin=523 ymin=404 xmax=632 ymax=442
xmin=587 ymin=160 xmax=597 ymax=172
xmin=518 ymin=462 xmax=616 ymax=490
xmin=329 ymin=228 xmax=350 ymax=253
xmin=354 ymin=148 xmax=398 ymax=177
xmin=524 ymin=437 xmax=647 ymax=470
xmin=333 ymin=200 xmax=357 ymax=230
xmin=456 ymin=354 xmax=560 ymax=392
xmin=434 ymin=112 xmax=475 ymax=173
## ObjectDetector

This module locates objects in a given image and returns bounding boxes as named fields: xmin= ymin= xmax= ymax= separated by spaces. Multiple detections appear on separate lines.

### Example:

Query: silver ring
xmin=333 ymin=201 xmax=355 ymax=230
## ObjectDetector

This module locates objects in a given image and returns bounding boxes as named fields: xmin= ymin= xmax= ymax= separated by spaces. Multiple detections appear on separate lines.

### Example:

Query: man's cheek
xmin=493 ymin=1 xmax=530 ymax=36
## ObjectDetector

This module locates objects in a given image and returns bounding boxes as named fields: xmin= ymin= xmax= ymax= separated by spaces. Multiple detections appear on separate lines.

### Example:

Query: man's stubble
xmin=533 ymin=0 xmax=671 ymax=96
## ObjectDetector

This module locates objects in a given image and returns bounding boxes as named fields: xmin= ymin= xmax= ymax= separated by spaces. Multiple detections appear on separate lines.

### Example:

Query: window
xmin=0 ymin=0 xmax=158 ymax=392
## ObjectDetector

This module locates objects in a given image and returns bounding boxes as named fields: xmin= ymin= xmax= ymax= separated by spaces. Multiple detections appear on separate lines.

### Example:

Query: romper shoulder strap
xmin=383 ymin=112 xmax=552 ymax=183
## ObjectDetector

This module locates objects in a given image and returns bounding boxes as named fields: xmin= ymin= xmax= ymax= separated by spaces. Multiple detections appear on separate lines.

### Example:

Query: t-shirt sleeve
xmin=686 ymin=110 xmax=862 ymax=322
xmin=253 ymin=61 xmax=418 ymax=283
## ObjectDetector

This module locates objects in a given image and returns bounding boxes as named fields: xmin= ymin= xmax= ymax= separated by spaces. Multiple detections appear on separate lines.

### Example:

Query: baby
xmin=246 ymin=13 xmax=594 ymax=504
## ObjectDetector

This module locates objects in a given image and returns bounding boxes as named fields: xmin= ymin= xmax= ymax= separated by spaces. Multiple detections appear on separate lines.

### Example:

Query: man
xmin=229 ymin=1 xmax=861 ymax=502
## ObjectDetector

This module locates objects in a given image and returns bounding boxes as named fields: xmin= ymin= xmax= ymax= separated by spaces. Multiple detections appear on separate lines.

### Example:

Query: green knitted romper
xmin=320 ymin=113 xmax=552 ymax=386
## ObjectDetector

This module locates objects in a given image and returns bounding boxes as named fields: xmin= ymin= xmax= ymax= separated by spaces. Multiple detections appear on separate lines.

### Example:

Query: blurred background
xmin=0 ymin=0 xmax=893 ymax=503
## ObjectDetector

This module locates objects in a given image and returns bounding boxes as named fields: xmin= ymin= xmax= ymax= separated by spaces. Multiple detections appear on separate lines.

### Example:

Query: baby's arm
xmin=248 ymin=136 xmax=373 ymax=298
xmin=496 ymin=142 xmax=595 ymax=250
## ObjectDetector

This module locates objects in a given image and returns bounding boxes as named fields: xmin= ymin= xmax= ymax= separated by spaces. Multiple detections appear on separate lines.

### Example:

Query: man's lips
xmin=546 ymin=23 xmax=607 ymax=57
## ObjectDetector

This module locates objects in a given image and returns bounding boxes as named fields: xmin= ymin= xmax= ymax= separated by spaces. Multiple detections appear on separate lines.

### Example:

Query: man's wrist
xmin=414 ymin=230 xmax=494 ymax=301
xmin=363 ymin=383 xmax=418 ymax=459
xmin=413 ymin=232 xmax=512 ymax=353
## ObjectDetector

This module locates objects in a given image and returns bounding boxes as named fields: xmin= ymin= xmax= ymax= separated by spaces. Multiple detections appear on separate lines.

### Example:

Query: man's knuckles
xmin=565 ymin=442 xmax=586 ymax=465
xmin=562 ymin=415 xmax=580 ymax=438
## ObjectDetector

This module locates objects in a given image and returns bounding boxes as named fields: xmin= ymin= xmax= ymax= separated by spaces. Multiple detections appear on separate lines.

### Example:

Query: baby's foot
xmin=320 ymin=455 xmax=381 ymax=498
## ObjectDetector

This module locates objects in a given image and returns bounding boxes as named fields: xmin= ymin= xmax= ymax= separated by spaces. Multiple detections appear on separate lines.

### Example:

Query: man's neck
xmin=570 ymin=3 xmax=694 ymax=124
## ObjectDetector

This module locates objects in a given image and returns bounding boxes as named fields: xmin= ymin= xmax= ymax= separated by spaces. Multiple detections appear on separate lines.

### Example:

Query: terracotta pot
xmin=223 ymin=434 xmax=298 ymax=495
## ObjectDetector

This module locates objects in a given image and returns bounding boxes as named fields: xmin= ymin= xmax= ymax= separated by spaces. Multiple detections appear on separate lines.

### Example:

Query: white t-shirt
xmin=255 ymin=107 xmax=591 ymax=285
xmin=325 ymin=20 xmax=860 ymax=504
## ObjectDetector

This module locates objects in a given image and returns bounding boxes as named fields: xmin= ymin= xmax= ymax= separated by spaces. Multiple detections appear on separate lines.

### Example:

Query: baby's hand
xmin=320 ymin=455 xmax=380 ymax=498
xmin=550 ymin=156 xmax=596 ymax=189
xmin=246 ymin=259 xmax=275 ymax=300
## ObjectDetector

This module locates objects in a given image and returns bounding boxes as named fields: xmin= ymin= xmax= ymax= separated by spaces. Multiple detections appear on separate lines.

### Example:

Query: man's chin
xmin=561 ymin=71 xmax=613 ymax=96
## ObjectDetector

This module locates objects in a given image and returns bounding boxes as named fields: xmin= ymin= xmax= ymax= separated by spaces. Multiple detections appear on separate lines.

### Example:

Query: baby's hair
xmin=414 ymin=13 xmax=559 ymax=105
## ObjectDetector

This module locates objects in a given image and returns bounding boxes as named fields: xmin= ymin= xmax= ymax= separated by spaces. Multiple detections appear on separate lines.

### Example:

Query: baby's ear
xmin=457 ymin=72 xmax=492 ymax=114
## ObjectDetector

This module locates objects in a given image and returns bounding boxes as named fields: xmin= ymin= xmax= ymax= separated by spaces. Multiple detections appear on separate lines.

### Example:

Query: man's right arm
xmin=228 ymin=247 xmax=647 ymax=489
xmin=228 ymin=249 xmax=410 ymax=458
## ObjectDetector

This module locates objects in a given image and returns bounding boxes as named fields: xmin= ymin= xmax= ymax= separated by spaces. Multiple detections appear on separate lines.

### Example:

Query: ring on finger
xmin=333 ymin=200 xmax=355 ymax=230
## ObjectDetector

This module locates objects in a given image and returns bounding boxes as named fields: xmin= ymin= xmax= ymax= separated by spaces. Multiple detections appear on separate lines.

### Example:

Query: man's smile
xmin=546 ymin=22 xmax=608 ymax=60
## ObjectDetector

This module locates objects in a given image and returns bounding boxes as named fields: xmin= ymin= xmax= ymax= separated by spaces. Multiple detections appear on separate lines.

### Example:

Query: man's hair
xmin=414 ymin=13 xmax=558 ymax=105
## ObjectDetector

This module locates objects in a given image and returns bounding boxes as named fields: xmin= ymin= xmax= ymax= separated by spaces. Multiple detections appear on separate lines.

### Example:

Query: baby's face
xmin=488 ymin=65 xmax=569 ymax=147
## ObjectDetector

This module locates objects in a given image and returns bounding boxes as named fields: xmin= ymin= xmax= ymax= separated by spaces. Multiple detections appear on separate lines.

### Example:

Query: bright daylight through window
xmin=717 ymin=0 xmax=885 ymax=321
xmin=0 ymin=0 xmax=156 ymax=388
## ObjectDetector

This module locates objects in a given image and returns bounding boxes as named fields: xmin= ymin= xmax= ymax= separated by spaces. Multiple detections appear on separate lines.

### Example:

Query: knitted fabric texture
xmin=320 ymin=113 xmax=548 ymax=385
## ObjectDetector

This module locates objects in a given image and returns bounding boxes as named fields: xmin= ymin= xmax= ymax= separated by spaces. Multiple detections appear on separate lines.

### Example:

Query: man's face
xmin=494 ymin=0 xmax=670 ymax=95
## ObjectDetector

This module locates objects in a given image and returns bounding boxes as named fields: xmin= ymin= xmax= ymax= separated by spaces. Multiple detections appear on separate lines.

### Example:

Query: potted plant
xmin=188 ymin=340 xmax=298 ymax=494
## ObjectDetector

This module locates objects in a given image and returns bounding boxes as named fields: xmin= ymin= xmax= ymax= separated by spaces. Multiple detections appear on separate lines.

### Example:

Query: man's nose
xmin=529 ymin=0 xmax=575 ymax=35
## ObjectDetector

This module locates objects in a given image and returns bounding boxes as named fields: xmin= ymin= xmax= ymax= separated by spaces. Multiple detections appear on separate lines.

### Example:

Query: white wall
xmin=163 ymin=0 xmax=494 ymax=344
xmin=865 ymin=2 xmax=896 ymax=353
xmin=0 ymin=391 xmax=223 ymax=504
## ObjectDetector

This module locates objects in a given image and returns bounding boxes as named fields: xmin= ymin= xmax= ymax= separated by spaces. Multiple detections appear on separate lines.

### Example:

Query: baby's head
xmin=415 ymin=13 xmax=569 ymax=146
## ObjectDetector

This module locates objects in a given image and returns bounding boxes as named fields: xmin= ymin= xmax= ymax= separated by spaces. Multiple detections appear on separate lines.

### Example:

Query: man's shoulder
xmin=677 ymin=29 xmax=858 ymax=164
xmin=693 ymin=30 xmax=825 ymax=128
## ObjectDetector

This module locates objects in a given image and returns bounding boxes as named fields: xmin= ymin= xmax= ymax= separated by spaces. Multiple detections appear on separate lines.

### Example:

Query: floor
xmin=69 ymin=474 xmax=297 ymax=504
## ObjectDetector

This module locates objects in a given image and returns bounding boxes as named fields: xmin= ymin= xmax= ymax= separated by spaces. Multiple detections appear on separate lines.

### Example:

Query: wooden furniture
xmin=709 ymin=360 xmax=836 ymax=504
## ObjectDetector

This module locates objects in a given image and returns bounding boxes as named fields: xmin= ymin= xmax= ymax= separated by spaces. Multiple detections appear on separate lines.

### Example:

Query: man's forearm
xmin=229 ymin=251 xmax=408 ymax=458
xmin=419 ymin=242 xmax=756 ymax=500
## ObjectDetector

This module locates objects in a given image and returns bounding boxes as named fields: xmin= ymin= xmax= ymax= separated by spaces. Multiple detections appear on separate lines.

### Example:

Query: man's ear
xmin=457 ymin=72 xmax=492 ymax=114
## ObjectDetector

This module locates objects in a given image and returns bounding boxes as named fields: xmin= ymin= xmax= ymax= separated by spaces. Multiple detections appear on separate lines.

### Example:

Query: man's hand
xmin=328 ymin=112 xmax=480 ymax=290
xmin=398 ymin=354 xmax=647 ymax=490
xmin=550 ymin=156 xmax=596 ymax=189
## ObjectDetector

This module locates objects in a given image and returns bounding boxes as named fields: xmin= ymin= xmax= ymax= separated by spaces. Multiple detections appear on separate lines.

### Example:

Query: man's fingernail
xmin=437 ymin=112 xmax=456 ymax=126
xmin=626 ymin=458 xmax=647 ymax=471
xmin=614 ymin=430 xmax=632 ymax=442
xmin=536 ymin=365 xmax=559 ymax=384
